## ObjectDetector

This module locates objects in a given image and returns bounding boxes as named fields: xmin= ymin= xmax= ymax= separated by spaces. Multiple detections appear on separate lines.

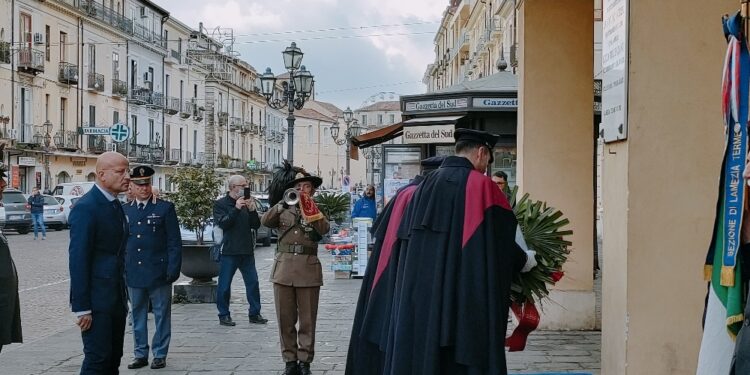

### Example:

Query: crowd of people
xmin=0 ymin=128 xmax=548 ymax=374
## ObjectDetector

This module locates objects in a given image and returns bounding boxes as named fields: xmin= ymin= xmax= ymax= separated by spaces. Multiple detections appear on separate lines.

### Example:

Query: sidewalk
xmin=0 ymin=245 xmax=600 ymax=374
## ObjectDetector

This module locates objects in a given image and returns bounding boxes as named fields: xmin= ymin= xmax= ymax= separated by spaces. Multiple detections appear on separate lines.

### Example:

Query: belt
xmin=277 ymin=243 xmax=317 ymax=255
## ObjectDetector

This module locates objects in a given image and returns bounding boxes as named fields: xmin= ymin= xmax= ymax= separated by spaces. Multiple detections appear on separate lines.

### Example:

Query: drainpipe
xmin=79 ymin=18 xmax=83 ymax=149
xmin=11 ymin=0 xmax=15 ymax=157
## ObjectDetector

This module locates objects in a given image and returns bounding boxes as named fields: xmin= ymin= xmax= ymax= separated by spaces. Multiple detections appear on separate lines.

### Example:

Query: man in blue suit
xmin=123 ymin=166 xmax=182 ymax=370
xmin=68 ymin=152 xmax=131 ymax=374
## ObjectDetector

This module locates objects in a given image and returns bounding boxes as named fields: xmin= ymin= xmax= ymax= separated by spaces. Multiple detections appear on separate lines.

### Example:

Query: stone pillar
xmin=598 ymin=1 xmax=733 ymax=374
xmin=517 ymin=0 xmax=595 ymax=330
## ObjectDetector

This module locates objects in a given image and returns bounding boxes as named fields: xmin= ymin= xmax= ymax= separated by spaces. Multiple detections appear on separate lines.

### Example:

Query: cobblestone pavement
xmin=1 ymin=232 xmax=601 ymax=374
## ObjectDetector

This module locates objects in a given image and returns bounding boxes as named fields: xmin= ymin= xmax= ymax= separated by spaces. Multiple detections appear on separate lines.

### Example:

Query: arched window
xmin=56 ymin=171 xmax=71 ymax=184
xmin=86 ymin=172 xmax=96 ymax=182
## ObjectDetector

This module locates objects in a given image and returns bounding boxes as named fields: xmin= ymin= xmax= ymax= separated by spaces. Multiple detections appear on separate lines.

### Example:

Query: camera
xmin=243 ymin=187 xmax=252 ymax=200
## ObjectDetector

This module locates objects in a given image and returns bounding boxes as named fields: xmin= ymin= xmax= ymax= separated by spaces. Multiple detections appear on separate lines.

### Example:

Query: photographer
xmin=213 ymin=175 xmax=266 ymax=327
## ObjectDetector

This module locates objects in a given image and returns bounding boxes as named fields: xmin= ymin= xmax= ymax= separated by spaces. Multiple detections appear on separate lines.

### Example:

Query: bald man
xmin=69 ymin=152 xmax=131 ymax=374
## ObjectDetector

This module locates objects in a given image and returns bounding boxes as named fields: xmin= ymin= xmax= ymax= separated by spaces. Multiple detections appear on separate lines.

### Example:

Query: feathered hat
xmin=268 ymin=160 xmax=322 ymax=206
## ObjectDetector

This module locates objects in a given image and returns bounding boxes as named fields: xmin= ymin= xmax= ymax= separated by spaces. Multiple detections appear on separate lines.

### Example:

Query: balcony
xmin=124 ymin=143 xmax=164 ymax=163
xmin=112 ymin=79 xmax=128 ymax=97
xmin=217 ymin=112 xmax=228 ymax=127
xmin=77 ymin=0 xmax=133 ymax=35
xmin=1 ymin=41 xmax=11 ymax=64
xmin=58 ymin=62 xmax=78 ymax=84
xmin=87 ymin=135 xmax=108 ymax=154
xmin=130 ymin=87 xmax=150 ymax=105
xmin=240 ymin=122 xmax=251 ymax=134
xmin=229 ymin=159 xmax=244 ymax=169
xmin=15 ymin=124 xmax=44 ymax=144
xmin=54 ymin=130 xmax=79 ymax=150
xmin=168 ymin=49 xmax=181 ymax=64
xmin=164 ymin=97 xmax=180 ymax=115
xmin=166 ymin=148 xmax=180 ymax=164
xmin=18 ymin=47 xmax=44 ymax=74
xmin=180 ymin=100 xmax=192 ymax=118
xmin=147 ymin=92 xmax=164 ymax=109
xmin=229 ymin=117 xmax=241 ymax=132
xmin=87 ymin=72 xmax=104 ymax=91
xmin=250 ymin=124 xmax=259 ymax=135
xmin=490 ymin=16 xmax=503 ymax=39
xmin=193 ymin=105 xmax=204 ymax=122
xmin=132 ymin=23 xmax=165 ymax=49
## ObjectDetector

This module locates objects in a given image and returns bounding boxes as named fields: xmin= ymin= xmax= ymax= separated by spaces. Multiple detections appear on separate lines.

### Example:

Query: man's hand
xmin=77 ymin=314 xmax=93 ymax=332
xmin=235 ymin=197 xmax=246 ymax=210
xmin=245 ymin=198 xmax=256 ymax=211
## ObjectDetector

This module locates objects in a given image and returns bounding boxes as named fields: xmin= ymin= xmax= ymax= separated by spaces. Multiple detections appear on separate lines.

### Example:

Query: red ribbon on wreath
xmin=505 ymin=301 xmax=540 ymax=351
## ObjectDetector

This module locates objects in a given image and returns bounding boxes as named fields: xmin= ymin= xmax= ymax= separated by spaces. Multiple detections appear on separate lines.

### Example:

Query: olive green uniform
xmin=261 ymin=203 xmax=329 ymax=364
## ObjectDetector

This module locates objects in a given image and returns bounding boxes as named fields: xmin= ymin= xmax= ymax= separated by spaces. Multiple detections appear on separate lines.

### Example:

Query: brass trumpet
xmin=283 ymin=188 xmax=300 ymax=206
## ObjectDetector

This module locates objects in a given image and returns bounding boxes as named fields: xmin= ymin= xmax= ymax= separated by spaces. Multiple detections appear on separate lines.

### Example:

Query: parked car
xmin=253 ymin=194 xmax=277 ymax=241
xmin=42 ymin=195 xmax=67 ymax=230
xmin=55 ymin=195 xmax=82 ymax=224
xmin=1 ymin=189 xmax=31 ymax=234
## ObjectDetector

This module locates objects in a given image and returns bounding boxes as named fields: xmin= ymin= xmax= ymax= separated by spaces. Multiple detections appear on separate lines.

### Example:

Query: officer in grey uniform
xmin=262 ymin=169 xmax=330 ymax=375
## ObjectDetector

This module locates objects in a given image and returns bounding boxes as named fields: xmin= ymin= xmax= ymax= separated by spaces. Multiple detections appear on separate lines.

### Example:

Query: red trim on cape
xmin=370 ymin=185 xmax=418 ymax=293
xmin=462 ymin=170 xmax=510 ymax=248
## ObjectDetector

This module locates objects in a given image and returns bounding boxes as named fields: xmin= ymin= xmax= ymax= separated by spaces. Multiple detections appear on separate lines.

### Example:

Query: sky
xmin=152 ymin=0 xmax=449 ymax=111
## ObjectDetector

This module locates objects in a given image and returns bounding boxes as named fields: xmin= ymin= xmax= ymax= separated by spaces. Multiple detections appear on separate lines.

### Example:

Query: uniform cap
xmin=454 ymin=128 xmax=499 ymax=164
xmin=130 ymin=166 xmax=154 ymax=185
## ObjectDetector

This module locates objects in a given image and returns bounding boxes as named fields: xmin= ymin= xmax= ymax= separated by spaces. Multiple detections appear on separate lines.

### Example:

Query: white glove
xmin=521 ymin=249 xmax=537 ymax=273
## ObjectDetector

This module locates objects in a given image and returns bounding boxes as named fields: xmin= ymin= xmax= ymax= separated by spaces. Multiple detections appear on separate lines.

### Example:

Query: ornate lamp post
xmin=362 ymin=145 xmax=382 ymax=186
xmin=331 ymin=107 xmax=362 ymax=177
xmin=259 ymin=42 xmax=314 ymax=164
xmin=42 ymin=120 xmax=53 ymax=191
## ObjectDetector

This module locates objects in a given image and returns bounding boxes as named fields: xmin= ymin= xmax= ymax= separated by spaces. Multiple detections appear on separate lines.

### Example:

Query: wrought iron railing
xmin=54 ymin=130 xmax=78 ymax=150
xmin=164 ymin=97 xmax=180 ymax=115
xmin=112 ymin=79 xmax=128 ymax=97
xmin=88 ymin=72 xmax=104 ymax=91
xmin=18 ymin=47 xmax=44 ymax=73
xmin=59 ymin=62 xmax=78 ymax=84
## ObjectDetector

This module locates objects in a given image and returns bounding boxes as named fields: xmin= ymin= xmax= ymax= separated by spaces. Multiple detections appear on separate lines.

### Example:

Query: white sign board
xmin=18 ymin=156 xmax=36 ymax=166
xmin=403 ymin=124 xmax=455 ymax=144
xmin=405 ymin=98 xmax=468 ymax=112
xmin=384 ymin=178 xmax=411 ymax=204
xmin=472 ymin=98 xmax=518 ymax=109
xmin=355 ymin=219 xmax=371 ymax=276
xmin=82 ymin=127 xmax=110 ymax=135
xmin=601 ymin=0 xmax=629 ymax=142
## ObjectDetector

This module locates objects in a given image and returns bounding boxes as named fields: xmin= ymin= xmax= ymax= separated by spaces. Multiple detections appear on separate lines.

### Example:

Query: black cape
xmin=0 ymin=233 xmax=22 ymax=347
xmin=379 ymin=156 xmax=525 ymax=375
xmin=346 ymin=176 xmax=423 ymax=374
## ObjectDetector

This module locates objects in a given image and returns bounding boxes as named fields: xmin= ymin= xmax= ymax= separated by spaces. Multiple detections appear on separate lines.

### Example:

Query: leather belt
xmin=277 ymin=243 xmax=317 ymax=255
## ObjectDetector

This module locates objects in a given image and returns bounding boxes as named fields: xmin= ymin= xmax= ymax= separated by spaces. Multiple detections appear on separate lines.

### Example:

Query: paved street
xmin=0 ymin=229 xmax=600 ymax=374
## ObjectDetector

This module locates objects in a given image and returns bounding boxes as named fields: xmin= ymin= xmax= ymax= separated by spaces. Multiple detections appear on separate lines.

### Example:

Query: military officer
xmin=262 ymin=168 xmax=330 ymax=375
xmin=123 ymin=166 xmax=182 ymax=370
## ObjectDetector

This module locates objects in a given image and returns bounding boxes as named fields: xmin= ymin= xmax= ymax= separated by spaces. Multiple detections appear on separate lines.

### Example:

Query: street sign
xmin=342 ymin=175 xmax=351 ymax=192
xmin=81 ymin=127 xmax=110 ymax=135
xmin=109 ymin=123 xmax=130 ymax=143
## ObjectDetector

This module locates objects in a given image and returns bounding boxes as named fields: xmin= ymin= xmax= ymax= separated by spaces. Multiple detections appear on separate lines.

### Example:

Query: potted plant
xmin=168 ymin=166 xmax=223 ymax=283
xmin=314 ymin=191 xmax=350 ymax=223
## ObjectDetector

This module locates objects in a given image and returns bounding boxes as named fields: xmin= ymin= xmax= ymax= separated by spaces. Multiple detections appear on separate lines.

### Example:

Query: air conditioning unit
xmin=139 ymin=6 xmax=148 ymax=18
xmin=33 ymin=33 xmax=43 ymax=45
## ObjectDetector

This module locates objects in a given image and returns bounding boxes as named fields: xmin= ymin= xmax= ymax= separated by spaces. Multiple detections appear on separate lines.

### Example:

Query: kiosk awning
xmin=349 ymin=122 xmax=404 ymax=160
xmin=403 ymin=115 xmax=464 ymax=127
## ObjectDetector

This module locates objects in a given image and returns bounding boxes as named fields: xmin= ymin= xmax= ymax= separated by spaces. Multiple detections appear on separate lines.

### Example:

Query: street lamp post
xmin=362 ymin=145 xmax=382 ymax=186
xmin=331 ymin=107 xmax=362 ymax=177
xmin=259 ymin=42 xmax=314 ymax=164
xmin=42 ymin=120 xmax=53 ymax=191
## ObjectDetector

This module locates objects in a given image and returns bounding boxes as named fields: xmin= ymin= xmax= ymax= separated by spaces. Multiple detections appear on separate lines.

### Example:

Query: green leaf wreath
xmin=508 ymin=186 xmax=573 ymax=304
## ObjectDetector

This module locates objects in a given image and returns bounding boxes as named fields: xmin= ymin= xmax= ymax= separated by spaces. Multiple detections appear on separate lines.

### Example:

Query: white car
xmin=54 ymin=195 xmax=82 ymax=224
xmin=25 ymin=194 xmax=67 ymax=230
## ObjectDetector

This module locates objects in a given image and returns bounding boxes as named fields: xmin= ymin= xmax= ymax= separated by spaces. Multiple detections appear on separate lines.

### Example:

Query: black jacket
xmin=213 ymin=193 xmax=260 ymax=256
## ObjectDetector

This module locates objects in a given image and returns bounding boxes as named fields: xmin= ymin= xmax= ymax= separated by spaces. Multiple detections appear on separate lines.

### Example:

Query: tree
xmin=168 ymin=167 xmax=222 ymax=245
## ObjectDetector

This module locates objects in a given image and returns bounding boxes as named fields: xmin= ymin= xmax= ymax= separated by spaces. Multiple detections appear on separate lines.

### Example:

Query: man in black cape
xmin=0 ymin=158 xmax=22 ymax=353
xmin=347 ymin=129 xmax=534 ymax=374
xmin=345 ymin=156 xmax=444 ymax=374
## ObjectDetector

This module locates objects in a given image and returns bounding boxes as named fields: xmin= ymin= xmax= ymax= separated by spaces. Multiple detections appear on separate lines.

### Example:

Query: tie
xmin=138 ymin=203 xmax=144 ymax=210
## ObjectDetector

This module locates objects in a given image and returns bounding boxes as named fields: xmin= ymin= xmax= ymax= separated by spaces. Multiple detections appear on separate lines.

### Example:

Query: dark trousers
xmin=80 ymin=306 xmax=127 ymax=374
xmin=216 ymin=254 xmax=261 ymax=317
xmin=274 ymin=283 xmax=320 ymax=363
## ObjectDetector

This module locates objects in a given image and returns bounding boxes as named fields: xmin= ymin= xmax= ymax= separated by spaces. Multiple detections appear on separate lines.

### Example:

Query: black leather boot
xmin=299 ymin=361 xmax=312 ymax=375
xmin=283 ymin=361 xmax=300 ymax=375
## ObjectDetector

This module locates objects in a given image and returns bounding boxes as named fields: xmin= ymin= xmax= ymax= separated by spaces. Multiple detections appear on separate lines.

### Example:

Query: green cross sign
xmin=109 ymin=123 xmax=130 ymax=143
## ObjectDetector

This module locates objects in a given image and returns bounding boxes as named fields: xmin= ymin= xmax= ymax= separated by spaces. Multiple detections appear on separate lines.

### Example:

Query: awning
xmin=403 ymin=115 xmax=464 ymax=127
xmin=349 ymin=122 xmax=404 ymax=160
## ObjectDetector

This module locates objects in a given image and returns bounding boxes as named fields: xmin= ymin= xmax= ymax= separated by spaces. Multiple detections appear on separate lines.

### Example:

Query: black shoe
xmin=283 ymin=361 xmax=300 ymax=375
xmin=299 ymin=361 xmax=312 ymax=375
xmin=219 ymin=316 xmax=236 ymax=326
xmin=127 ymin=357 xmax=148 ymax=369
xmin=248 ymin=314 xmax=268 ymax=324
xmin=150 ymin=358 xmax=166 ymax=369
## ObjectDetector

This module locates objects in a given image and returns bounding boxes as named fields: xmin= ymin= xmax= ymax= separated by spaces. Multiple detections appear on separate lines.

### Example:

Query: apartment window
xmin=179 ymin=80 xmax=183 ymax=104
xmin=193 ymin=84 xmax=197 ymax=98
xmin=112 ymin=52 xmax=119 ymax=79
xmin=165 ymin=74 xmax=170 ymax=98
xmin=361 ymin=114 xmax=367 ymax=126
xmin=231 ymin=140 xmax=235 ymax=157
xmin=250 ymin=107 xmax=254 ymax=124
xmin=148 ymin=119 xmax=154 ymax=143
xmin=89 ymin=105 xmax=96 ymax=126
xmin=130 ymin=59 xmax=137 ymax=88
xmin=113 ymin=111 xmax=119 ymax=125
xmin=178 ymin=37 xmax=183 ymax=55
xmin=147 ymin=67 xmax=154 ymax=91
xmin=307 ymin=125 xmax=313 ymax=144
xmin=179 ymin=128 xmax=183 ymax=152
xmin=250 ymin=143 xmax=254 ymax=160
xmin=390 ymin=114 xmax=395 ymax=124
xmin=45 ymin=25 xmax=50 ymax=61
xmin=219 ymin=136 xmax=223 ymax=155
xmin=60 ymin=98 xmax=67 ymax=131
xmin=193 ymin=129 xmax=197 ymax=156
xmin=45 ymin=94 xmax=50 ymax=121
xmin=323 ymin=127 xmax=330 ymax=144
xmin=164 ymin=29 xmax=168 ymax=48
xmin=131 ymin=115 xmax=137 ymax=143
xmin=377 ymin=114 xmax=383 ymax=125
xmin=59 ymin=32 xmax=67 ymax=61
xmin=20 ymin=13 xmax=31 ymax=49
xmin=88 ymin=44 xmax=96 ymax=73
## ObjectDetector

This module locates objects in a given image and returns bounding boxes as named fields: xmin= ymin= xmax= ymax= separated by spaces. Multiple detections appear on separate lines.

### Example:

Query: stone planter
xmin=180 ymin=243 xmax=219 ymax=283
